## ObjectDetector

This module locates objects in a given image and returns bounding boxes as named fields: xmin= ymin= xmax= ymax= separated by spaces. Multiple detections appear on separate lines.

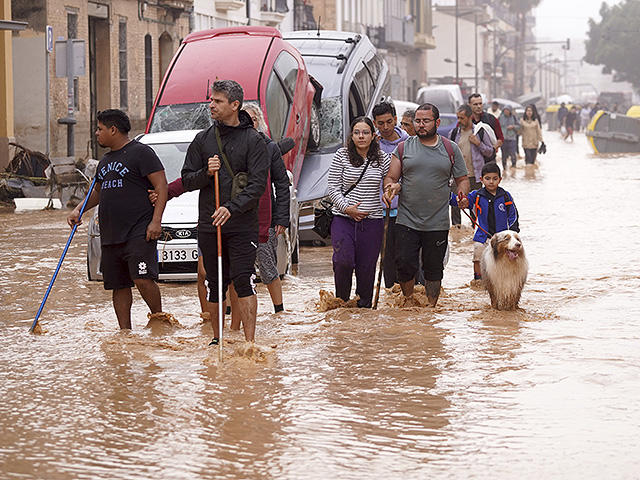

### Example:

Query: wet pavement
xmin=1 ymin=131 xmax=640 ymax=478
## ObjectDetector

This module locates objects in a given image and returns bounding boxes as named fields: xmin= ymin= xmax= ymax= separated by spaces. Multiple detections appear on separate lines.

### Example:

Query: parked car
xmin=145 ymin=26 xmax=319 ymax=263
xmin=284 ymin=30 xmax=391 ymax=242
xmin=415 ymin=84 xmax=464 ymax=114
xmin=437 ymin=113 xmax=458 ymax=139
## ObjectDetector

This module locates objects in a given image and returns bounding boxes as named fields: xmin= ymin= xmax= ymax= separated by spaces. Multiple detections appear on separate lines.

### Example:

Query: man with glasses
xmin=383 ymin=103 xmax=470 ymax=307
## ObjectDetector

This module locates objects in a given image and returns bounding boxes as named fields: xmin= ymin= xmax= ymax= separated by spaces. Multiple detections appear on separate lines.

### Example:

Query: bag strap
xmin=441 ymin=135 xmax=455 ymax=167
xmin=344 ymin=157 xmax=372 ymax=196
xmin=215 ymin=126 xmax=235 ymax=178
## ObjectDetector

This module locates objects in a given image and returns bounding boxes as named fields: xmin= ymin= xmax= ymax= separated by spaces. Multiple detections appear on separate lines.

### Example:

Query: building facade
xmin=300 ymin=0 xmax=435 ymax=102
xmin=11 ymin=0 xmax=193 ymax=162
xmin=5 ymin=0 xmax=435 ymax=167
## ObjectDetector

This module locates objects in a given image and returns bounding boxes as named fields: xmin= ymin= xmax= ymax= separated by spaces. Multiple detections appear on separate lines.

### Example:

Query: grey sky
xmin=535 ymin=0 xmax=622 ymax=41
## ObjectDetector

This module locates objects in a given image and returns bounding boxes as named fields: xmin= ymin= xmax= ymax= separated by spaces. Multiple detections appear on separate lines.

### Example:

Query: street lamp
xmin=452 ymin=2 xmax=483 ymax=88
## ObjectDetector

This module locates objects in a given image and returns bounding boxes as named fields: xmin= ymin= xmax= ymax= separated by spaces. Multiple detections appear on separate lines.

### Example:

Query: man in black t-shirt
xmin=67 ymin=109 xmax=168 ymax=330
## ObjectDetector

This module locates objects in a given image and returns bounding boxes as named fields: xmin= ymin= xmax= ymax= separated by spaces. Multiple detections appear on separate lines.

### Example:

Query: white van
xmin=415 ymin=85 xmax=464 ymax=114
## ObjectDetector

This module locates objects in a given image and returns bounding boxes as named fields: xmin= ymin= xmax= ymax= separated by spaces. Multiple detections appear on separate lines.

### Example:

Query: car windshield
xmin=318 ymin=96 xmax=343 ymax=150
xmin=149 ymin=103 xmax=213 ymax=133
xmin=147 ymin=143 xmax=190 ymax=183
xmin=149 ymin=100 xmax=263 ymax=134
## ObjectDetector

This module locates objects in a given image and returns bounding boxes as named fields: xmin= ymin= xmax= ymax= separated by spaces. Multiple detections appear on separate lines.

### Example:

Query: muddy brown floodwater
xmin=1 ymin=131 xmax=640 ymax=479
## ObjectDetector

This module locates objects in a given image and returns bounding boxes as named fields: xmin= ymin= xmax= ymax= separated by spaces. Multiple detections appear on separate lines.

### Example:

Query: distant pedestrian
xmin=557 ymin=102 xmax=568 ymax=131
xmin=498 ymin=106 xmax=519 ymax=168
xmin=563 ymin=106 xmax=577 ymax=142
xmin=489 ymin=100 xmax=502 ymax=119
xmin=328 ymin=116 xmax=390 ymax=308
xmin=383 ymin=103 xmax=469 ymax=307
xmin=580 ymin=104 xmax=592 ymax=131
xmin=67 ymin=109 xmax=169 ymax=330
xmin=590 ymin=103 xmax=601 ymax=118
xmin=520 ymin=105 xmax=544 ymax=165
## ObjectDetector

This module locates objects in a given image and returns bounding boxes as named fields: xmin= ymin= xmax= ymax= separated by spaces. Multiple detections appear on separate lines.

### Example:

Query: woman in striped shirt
xmin=327 ymin=116 xmax=391 ymax=308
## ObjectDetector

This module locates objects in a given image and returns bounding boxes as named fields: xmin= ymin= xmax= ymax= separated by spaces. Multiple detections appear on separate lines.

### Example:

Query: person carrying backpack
xmin=383 ymin=103 xmax=469 ymax=307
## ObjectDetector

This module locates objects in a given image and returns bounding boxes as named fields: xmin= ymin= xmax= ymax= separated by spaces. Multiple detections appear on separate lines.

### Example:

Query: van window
xmin=353 ymin=65 xmax=374 ymax=113
xmin=274 ymin=51 xmax=299 ymax=97
xmin=366 ymin=55 xmax=382 ymax=81
xmin=348 ymin=83 xmax=365 ymax=125
xmin=265 ymin=70 xmax=291 ymax=141
xmin=318 ymin=96 xmax=343 ymax=150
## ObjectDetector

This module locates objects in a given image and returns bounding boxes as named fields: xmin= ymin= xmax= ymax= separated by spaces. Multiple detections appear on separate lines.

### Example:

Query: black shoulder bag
xmin=312 ymin=158 xmax=372 ymax=239
xmin=215 ymin=127 xmax=247 ymax=199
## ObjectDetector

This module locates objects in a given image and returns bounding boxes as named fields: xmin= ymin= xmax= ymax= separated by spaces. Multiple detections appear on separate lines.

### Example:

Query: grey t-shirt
xmin=393 ymin=135 xmax=467 ymax=231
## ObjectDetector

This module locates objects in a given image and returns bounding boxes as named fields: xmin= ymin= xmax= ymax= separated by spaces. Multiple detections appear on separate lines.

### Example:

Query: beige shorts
xmin=473 ymin=240 xmax=488 ymax=262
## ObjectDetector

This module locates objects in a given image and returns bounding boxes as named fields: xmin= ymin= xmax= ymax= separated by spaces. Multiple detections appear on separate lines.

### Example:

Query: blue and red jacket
xmin=450 ymin=186 xmax=519 ymax=243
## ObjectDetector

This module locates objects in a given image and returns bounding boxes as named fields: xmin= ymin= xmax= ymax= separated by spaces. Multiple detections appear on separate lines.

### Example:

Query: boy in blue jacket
xmin=451 ymin=162 xmax=519 ymax=281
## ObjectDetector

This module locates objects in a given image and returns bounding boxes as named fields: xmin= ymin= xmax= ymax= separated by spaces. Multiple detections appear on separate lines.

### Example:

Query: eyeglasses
xmin=413 ymin=118 xmax=435 ymax=125
xmin=353 ymin=130 xmax=372 ymax=136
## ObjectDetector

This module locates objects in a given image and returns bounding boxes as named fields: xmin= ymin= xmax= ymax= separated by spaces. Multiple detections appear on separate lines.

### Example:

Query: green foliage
xmin=585 ymin=0 xmax=640 ymax=90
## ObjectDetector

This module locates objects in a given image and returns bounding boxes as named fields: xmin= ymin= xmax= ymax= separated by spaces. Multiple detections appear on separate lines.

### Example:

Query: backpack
xmin=450 ymin=125 xmax=496 ymax=164
xmin=397 ymin=136 xmax=456 ymax=186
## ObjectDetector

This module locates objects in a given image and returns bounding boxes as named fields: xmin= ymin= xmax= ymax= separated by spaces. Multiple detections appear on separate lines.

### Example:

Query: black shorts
xmin=395 ymin=224 xmax=448 ymax=282
xmin=101 ymin=236 xmax=159 ymax=290
xmin=199 ymin=229 xmax=258 ymax=302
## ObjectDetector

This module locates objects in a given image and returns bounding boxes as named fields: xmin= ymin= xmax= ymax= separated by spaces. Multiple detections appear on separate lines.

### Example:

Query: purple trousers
xmin=331 ymin=215 xmax=384 ymax=308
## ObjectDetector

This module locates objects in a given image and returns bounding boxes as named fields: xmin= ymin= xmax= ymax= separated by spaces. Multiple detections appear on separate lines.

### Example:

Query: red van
xmin=146 ymin=26 xmax=319 ymax=188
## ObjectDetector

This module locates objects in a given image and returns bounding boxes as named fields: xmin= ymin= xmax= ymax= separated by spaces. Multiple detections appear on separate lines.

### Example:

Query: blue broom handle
xmin=29 ymin=177 xmax=97 ymax=332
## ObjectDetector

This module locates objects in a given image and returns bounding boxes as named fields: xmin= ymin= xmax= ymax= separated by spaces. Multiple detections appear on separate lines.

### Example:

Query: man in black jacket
xmin=182 ymin=80 xmax=270 ymax=345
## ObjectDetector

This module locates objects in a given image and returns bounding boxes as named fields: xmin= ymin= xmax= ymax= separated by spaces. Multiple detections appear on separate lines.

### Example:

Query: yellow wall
xmin=0 ymin=0 xmax=15 ymax=169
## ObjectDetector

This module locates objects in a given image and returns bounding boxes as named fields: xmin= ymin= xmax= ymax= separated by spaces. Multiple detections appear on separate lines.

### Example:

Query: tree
xmin=501 ymin=0 xmax=542 ymax=96
xmin=585 ymin=0 xmax=640 ymax=91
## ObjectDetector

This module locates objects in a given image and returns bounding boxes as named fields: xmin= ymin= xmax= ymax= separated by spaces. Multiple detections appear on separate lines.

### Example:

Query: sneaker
xmin=209 ymin=337 xmax=219 ymax=346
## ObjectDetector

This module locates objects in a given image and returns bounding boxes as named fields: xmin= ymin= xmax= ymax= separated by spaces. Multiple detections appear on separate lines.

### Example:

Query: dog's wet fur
xmin=481 ymin=231 xmax=528 ymax=310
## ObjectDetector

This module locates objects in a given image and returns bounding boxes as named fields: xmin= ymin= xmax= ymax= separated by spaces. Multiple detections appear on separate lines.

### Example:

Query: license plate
xmin=158 ymin=246 xmax=198 ymax=263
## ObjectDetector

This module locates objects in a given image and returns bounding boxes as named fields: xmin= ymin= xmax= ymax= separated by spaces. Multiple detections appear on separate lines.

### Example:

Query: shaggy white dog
xmin=481 ymin=231 xmax=528 ymax=310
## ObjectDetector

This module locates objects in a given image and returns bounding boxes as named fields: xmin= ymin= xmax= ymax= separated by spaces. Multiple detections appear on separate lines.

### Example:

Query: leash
xmin=459 ymin=206 xmax=492 ymax=239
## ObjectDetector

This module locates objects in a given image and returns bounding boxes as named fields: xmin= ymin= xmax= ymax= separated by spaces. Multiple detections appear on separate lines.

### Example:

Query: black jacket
xmin=181 ymin=111 xmax=270 ymax=233
xmin=260 ymin=132 xmax=291 ymax=228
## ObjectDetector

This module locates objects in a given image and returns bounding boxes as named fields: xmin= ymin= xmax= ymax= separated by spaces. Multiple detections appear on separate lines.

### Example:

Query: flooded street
xmin=1 ymin=131 xmax=640 ymax=479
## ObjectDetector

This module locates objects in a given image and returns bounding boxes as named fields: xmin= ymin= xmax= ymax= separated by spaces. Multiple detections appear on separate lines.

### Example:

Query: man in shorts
xmin=383 ymin=103 xmax=469 ymax=307
xmin=182 ymin=80 xmax=270 ymax=345
xmin=67 ymin=109 xmax=168 ymax=329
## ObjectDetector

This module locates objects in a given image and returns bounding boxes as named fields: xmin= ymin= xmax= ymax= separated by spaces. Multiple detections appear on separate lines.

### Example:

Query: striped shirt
xmin=327 ymin=147 xmax=391 ymax=219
